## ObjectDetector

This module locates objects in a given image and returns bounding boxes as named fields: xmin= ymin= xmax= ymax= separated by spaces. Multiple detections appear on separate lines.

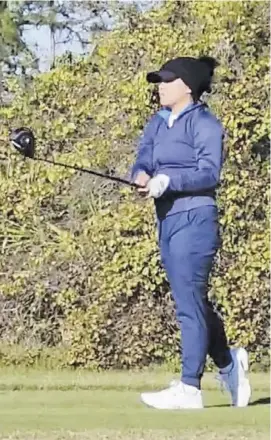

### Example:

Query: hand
xmin=134 ymin=171 xmax=151 ymax=196
xmin=147 ymin=174 xmax=170 ymax=198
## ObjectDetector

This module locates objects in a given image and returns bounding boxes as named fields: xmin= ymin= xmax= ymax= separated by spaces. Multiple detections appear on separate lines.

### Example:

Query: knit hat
xmin=146 ymin=56 xmax=218 ymax=97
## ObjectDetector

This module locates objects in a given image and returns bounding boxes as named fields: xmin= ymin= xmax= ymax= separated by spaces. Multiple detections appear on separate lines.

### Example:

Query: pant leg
xmin=206 ymin=299 xmax=232 ymax=369
xmin=159 ymin=206 xmax=231 ymax=389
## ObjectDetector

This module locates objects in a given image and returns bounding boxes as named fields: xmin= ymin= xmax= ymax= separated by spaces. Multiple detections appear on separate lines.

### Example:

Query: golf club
xmin=9 ymin=127 xmax=139 ymax=188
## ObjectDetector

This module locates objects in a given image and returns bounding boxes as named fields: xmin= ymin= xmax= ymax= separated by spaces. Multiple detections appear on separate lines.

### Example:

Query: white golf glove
xmin=147 ymin=174 xmax=170 ymax=198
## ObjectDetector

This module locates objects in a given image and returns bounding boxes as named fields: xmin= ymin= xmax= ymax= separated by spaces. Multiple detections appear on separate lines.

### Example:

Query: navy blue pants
xmin=158 ymin=205 xmax=232 ymax=389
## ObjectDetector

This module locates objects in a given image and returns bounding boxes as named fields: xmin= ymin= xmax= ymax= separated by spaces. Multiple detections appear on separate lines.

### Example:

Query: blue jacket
xmin=131 ymin=102 xmax=224 ymax=219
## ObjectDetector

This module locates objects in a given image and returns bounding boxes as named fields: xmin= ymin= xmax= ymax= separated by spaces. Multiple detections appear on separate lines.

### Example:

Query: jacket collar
xmin=157 ymin=102 xmax=205 ymax=123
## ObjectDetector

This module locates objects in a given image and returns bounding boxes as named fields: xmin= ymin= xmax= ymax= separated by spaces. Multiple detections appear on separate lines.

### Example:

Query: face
xmin=158 ymin=78 xmax=191 ymax=108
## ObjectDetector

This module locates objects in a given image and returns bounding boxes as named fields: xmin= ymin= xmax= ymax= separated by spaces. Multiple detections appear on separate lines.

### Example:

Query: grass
xmin=0 ymin=368 xmax=269 ymax=440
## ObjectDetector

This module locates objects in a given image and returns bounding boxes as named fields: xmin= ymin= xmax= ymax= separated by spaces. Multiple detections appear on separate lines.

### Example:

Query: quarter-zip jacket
xmin=131 ymin=102 xmax=224 ymax=219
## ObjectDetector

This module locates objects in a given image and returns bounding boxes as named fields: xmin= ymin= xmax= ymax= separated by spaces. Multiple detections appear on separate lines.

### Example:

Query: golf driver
xmin=9 ymin=127 xmax=138 ymax=187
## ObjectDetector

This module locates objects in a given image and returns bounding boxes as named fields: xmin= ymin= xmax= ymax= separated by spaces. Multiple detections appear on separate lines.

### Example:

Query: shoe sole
xmin=140 ymin=394 xmax=204 ymax=410
xmin=237 ymin=347 xmax=249 ymax=372
xmin=235 ymin=378 xmax=251 ymax=407
xmin=233 ymin=348 xmax=252 ymax=407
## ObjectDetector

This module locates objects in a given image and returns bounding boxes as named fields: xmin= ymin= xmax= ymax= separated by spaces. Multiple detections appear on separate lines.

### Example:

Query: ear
xmin=185 ymin=84 xmax=192 ymax=95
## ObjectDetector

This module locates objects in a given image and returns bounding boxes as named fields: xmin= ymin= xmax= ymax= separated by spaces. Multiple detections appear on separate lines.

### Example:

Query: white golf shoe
xmin=218 ymin=347 xmax=251 ymax=407
xmin=140 ymin=380 xmax=203 ymax=410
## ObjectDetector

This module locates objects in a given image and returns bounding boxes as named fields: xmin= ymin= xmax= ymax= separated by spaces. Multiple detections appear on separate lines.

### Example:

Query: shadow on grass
xmin=207 ymin=397 xmax=270 ymax=408
xmin=249 ymin=397 xmax=270 ymax=406
xmin=206 ymin=404 xmax=229 ymax=408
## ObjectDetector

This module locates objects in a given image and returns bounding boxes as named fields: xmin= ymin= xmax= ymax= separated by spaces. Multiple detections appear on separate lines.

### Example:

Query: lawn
xmin=0 ymin=368 xmax=269 ymax=440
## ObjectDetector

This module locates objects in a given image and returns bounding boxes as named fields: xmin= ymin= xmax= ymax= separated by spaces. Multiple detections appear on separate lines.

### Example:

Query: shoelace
xmin=169 ymin=379 xmax=182 ymax=388
xmin=216 ymin=369 xmax=239 ymax=396
xmin=168 ymin=379 xmax=188 ymax=396
xmin=169 ymin=379 xmax=198 ymax=395
xmin=215 ymin=374 xmax=227 ymax=394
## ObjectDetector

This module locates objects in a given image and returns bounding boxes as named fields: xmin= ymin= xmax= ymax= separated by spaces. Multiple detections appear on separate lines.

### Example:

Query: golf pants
xmin=158 ymin=205 xmax=232 ymax=389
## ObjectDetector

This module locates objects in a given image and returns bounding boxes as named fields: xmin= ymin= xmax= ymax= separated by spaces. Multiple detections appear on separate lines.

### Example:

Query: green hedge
xmin=0 ymin=0 xmax=269 ymax=368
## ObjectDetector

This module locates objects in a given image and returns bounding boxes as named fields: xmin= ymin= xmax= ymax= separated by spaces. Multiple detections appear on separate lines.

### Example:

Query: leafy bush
xmin=0 ymin=0 xmax=269 ymax=368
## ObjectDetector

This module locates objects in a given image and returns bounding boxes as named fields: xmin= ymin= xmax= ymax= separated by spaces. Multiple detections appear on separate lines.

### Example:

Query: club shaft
xmin=33 ymin=156 xmax=138 ymax=187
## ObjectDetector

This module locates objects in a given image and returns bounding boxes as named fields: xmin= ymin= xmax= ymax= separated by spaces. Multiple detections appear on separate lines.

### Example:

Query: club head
xmin=9 ymin=127 xmax=35 ymax=159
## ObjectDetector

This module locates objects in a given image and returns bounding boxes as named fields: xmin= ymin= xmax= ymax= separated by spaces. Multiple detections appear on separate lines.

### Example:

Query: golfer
xmin=131 ymin=56 xmax=251 ymax=409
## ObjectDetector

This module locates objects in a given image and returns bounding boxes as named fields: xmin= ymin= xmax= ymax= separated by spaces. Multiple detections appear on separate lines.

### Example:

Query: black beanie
xmin=146 ymin=56 xmax=218 ymax=97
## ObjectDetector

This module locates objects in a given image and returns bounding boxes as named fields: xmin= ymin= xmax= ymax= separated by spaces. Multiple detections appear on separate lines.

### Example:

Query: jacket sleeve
xmin=164 ymin=116 xmax=224 ymax=193
xmin=131 ymin=116 xmax=156 ymax=180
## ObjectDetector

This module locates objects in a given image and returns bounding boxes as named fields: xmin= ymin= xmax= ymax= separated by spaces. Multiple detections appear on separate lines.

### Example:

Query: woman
xmin=131 ymin=56 xmax=251 ymax=409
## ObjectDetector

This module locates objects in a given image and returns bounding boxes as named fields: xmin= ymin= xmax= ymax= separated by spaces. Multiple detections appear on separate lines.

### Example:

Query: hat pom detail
xmin=198 ymin=56 xmax=218 ymax=76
